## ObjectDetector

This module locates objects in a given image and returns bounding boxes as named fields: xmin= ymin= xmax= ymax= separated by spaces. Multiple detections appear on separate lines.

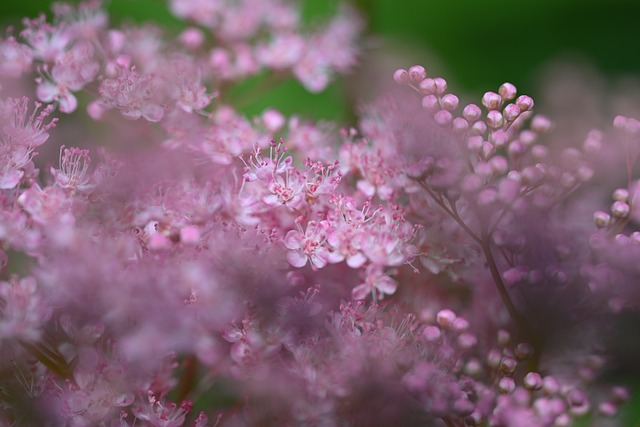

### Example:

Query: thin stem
xmin=176 ymin=355 xmax=199 ymax=402
xmin=479 ymin=235 xmax=527 ymax=334
xmin=417 ymin=180 xmax=482 ymax=245
xmin=416 ymin=179 xmax=536 ymax=346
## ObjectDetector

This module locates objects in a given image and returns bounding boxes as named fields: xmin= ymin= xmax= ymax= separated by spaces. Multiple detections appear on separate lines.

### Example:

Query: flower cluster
xmin=0 ymin=1 xmax=637 ymax=426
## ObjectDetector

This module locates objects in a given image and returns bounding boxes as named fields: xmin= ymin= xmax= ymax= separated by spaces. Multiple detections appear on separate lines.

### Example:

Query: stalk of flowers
xmin=0 ymin=1 xmax=636 ymax=426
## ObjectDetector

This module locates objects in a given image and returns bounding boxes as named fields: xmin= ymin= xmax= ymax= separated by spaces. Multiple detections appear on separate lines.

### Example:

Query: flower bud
xmin=612 ymin=188 xmax=629 ymax=202
xmin=516 ymin=95 xmax=534 ymax=112
xmin=422 ymin=325 xmax=442 ymax=342
xmin=611 ymin=201 xmax=630 ymax=218
xmin=593 ymin=211 xmax=611 ymax=228
xmin=524 ymin=372 xmax=543 ymax=390
xmin=463 ymin=104 xmax=482 ymax=121
xmin=436 ymin=309 xmax=456 ymax=328
xmin=482 ymin=91 xmax=502 ymax=110
xmin=408 ymin=65 xmax=426 ymax=82
xmin=498 ymin=377 xmax=516 ymax=393
xmin=433 ymin=77 xmax=448 ymax=94
xmin=499 ymin=82 xmax=517 ymax=100
xmin=419 ymin=78 xmax=436 ymax=94
xmin=441 ymin=93 xmax=459 ymax=111
xmin=486 ymin=110 xmax=504 ymax=129
xmin=532 ymin=115 xmax=553 ymax=132
xmin=393 ymin=68 xmax=410 ymax=84
xmin=422 ymin=94 xmax=439 ymax=110
xmin=434 ymin=110 xmax=453 ymax=126
xmin=503 ymin=103 xmax=521 ymax=122
xmin=452 ymin=117 xmax=468 ymax=133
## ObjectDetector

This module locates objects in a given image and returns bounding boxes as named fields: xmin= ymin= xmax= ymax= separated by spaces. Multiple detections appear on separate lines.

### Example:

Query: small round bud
xmin=503 ymin=267 xmax=526 ymax=286
xmin=532 ymin=115 xmax=553 ymax=133
xmin=419 ymin=78 xmax=436 ymax=94
xmin=492 ymin=130 xmax=508 ymax=148
xmin=503 ymin=103 xmax=521 ymax=122
xmin=614 ymin=233 xmax=631 ymax=245
xmin=583 ymin=130 xmax=603 ymax=154
xmin=422 ymin=325 xmax=442 ymax=342
xmin=524 ymin=372 xmax=543 ymax=390
xmin=593 ymin=210 xmax=611 ymax=228
xmin=598 ymin=401 xmax=618 ymax=417
xmin=464 ymin=359 xmax=483 ymax=377
xmin=482 ymin=91 xmax=502 ymax=110
xmin=497 ymin=330 xmax=510 ymax=347
xmin=262 ymin=109 xmax=285 ymax=132
xmin=461 ymin=174 xmax=483 ymax=194
xmin=516 ymin=95 xmax=534 ymax=112
xmin=498 ymin=377 xmax=516 ymax=393
xmin=519 ymin=129 xmax=537 ymax=146
xmin=433 ymin=77 xmax=447 ymax=95
xmin=393 ymin=68 xmax=410 ymax=84
xmin=439 ymin=93 xmax=459 ymax=111
xmin=453 ymin=317 xmax=470 ymax=333
xmin=481 ymin=142 xmax=496 ymax=160
xmin=452 ymin=117 xmax=469 ymax=133
xmin=436 ymin=309 xmax=456 ymax=328
xmin=179 ymin=27 xmax=205 ymax=49
xmin=567 ymin=388 xmax=587 ymax=407
xmin=613 ymin=115 xmax=628 ymax=129
xmin=490 ymin=156 xmax=508 ymax=174
xmin=486 ymin=110 xmax=504 ymax=129
xmin=467 ymin=136 xmax=483 ymax=152
xmin=487 ymin=349 xmax=502 ymax=368
xmin=471 ymin=120 xmax=487 ymax=135
xmin=612 ymin=188 xmax=629 ymax=202
xmin=408 ymin=65 xmax=426 ymax=82
xmin=477 ymin=188 xmax=498 ymax=206
xmin=560 ymin=172 xmax=576 ymax=189
xmin=626 ymin=117 xmax=640 ymax=134
xmin=457 ymin=333 xmax=477 ymax=350
xmin=521 ymin=166 xmax=544 ymax=185
xmin=499 ymin=82 xmax=517 ymax=100
xmin=542 ymin=376 xmax=560 ymax=395
xmin=576 ymin=165 xmax=593 ymax=182
xmin=611 ymin=386 xmax=630 ymax=403
xmin=500 ymin=356 xmax=518 ymax=375
xmin=422 ymin=94 xmax=439 ymax=110
xmin=531 ymin=145 xmax=549 ymax=161
xmin=463 ymin=104 xmax=482 ymax=121
xmin=611 ymin=200 xmax=630 ymax=218
xmin=434 ymin=110 xmax=453 ymax=126
xmin=514 ymin=343 xmax=533 ymax=360
xmin=508 ymin=140 xmax=525 ymax=158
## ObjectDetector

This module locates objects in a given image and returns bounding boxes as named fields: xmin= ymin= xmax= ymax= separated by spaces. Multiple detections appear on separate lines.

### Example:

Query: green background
xmin=3 ymin=0 xmax=640 ymax=122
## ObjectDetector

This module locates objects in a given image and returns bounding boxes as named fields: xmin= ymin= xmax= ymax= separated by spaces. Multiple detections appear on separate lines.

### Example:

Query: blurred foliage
xmin=2 ymin=0 xmax=640 ymax=122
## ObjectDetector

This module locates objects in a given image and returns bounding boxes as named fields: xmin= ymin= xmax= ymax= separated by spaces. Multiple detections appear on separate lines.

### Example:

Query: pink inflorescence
xmin=0 ymin=1 xmax=637 ymax=426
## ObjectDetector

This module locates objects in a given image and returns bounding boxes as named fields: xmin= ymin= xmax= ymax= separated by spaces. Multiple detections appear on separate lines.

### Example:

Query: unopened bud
xmin=499 ymin=82 xmax=517 ymax=100
xmin=393 ymin=69 xmax=410 ymax=84
xmin=482 ymin=91 xmax=502 ymax=110
xmin=408 ymin=65 xmax=426 ymax=82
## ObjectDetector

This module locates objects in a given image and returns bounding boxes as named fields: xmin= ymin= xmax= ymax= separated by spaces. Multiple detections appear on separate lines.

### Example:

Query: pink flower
xmin=99 ymin=65 xmax=165 ymax=122
xmin=351 ymin=264 xmax=398 ymax=300
xmin=284 ymin=220 xmax=331 ymax=269
xmin=50 ymin=145 xmax=94 ymax=191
